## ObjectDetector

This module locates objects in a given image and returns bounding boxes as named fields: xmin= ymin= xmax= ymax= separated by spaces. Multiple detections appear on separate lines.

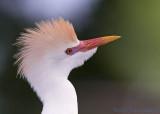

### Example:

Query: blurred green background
xmin=0 ymin=0 xmax=160 ymax=114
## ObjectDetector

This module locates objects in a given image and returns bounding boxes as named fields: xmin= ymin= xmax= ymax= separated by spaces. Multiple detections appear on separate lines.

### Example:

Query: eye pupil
xmin=66 ymin=48 xmax=72 ymax=54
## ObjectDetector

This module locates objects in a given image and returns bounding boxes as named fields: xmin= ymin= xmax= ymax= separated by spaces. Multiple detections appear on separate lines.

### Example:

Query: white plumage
xmin=14 ymin=18 xmax=120 ymax=114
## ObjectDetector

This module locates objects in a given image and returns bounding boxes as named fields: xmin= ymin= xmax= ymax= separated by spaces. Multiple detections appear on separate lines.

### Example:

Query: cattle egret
xmin=14 ymin=18 xmax=120 ymax=114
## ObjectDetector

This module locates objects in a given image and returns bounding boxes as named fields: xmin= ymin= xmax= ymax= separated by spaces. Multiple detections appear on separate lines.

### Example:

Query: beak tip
xmin=114 ymin=36 xmax=121 ymax=40
xmin=102 ymin=35 xmax=121 ymax=43
xmin=109 ymin=35 xmax=121 ymax=39
xmin=116 ymin=36 xmax=121 ymax=38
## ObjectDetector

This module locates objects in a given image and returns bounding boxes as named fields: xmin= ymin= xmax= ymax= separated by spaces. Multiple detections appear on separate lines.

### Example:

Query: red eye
xmin=66 ymin=48 xmax=72 ymax=54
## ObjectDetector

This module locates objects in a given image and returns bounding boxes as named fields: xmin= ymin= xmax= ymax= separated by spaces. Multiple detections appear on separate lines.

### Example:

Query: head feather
xmin=14 ymin=18 xmax=78 ymax=77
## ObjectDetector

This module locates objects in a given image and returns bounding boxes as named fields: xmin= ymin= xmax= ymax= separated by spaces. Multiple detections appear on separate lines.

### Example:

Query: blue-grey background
xmin=0 ymin=0 xmax=160 ymax=114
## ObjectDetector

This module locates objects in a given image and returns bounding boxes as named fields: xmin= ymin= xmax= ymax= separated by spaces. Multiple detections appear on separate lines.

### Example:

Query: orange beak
xmin=74 ymin=36 xmax=121 ymax=53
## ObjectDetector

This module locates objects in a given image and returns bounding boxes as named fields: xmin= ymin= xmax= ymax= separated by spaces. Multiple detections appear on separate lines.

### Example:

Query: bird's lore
xmin=14 ymin=18 xmax=120 ymax=114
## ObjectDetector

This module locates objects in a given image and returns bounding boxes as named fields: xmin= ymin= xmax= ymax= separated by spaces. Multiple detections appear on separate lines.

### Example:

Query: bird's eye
xmin=66 ymin=48 xmax=72 ymax=54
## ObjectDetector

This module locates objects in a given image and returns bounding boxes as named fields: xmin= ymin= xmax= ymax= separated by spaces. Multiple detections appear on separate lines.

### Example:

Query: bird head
xmin=14 ymin=18 xmax=120 ymax=78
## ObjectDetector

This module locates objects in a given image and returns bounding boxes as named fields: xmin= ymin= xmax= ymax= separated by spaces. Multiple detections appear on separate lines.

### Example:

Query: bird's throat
xmin=27 ymin=70 xmax=78 ymax=114
xmin=41 ymin=79 xmax=78 ymax=114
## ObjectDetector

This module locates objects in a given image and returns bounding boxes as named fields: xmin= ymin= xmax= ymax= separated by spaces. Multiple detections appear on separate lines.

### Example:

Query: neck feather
xmin=25 ymin=64 xmax=78 ymax=114
xmin=23 ymin=47 xmax=97 ymax=114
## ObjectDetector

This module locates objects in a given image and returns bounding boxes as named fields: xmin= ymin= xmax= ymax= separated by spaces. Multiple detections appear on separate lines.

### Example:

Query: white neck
xmin=24 ymin=48 xmax=97 ymax=114
xmin=26 ymin=64 xmax=78 ymax=114
xmin=41 ymin=77 xmax=78 ymax=114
